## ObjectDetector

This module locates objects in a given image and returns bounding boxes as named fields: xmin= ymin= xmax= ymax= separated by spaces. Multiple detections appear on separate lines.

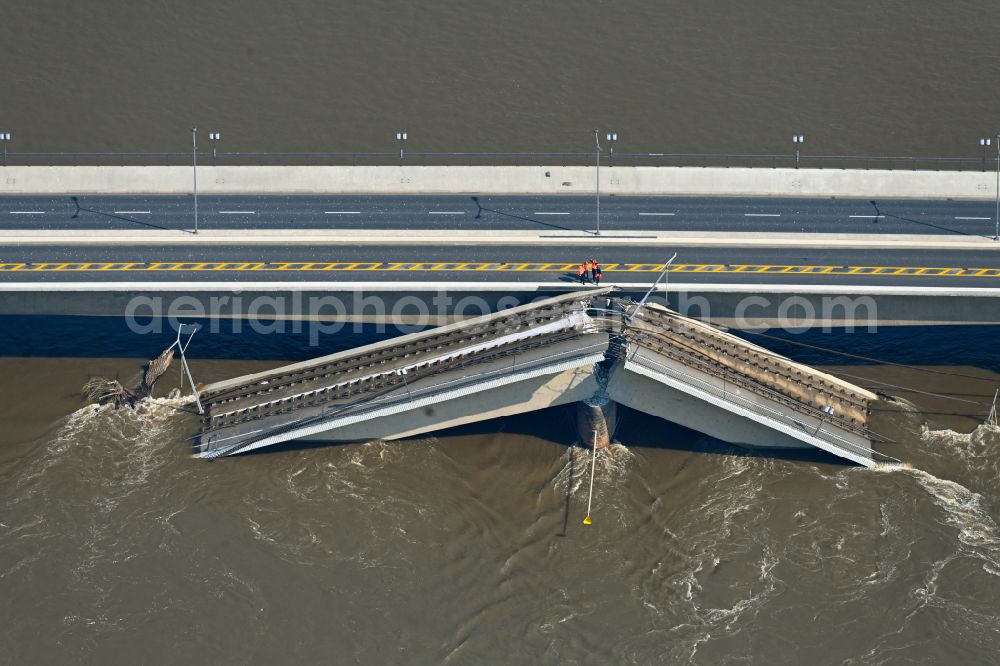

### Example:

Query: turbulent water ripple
xmin=2 ymin=358 xmax=1000 ymax=663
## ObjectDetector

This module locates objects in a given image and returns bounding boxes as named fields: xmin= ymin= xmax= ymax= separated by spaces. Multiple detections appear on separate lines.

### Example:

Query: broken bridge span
xmin=194 ymin=289 xmax=900 ymax=468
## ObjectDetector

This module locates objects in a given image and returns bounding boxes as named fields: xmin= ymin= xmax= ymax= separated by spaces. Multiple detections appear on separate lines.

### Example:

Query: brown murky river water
xmin=1 ymin=321 xmax=999 ymax=664
xmin=3 ymin=1 xmax=1000 ymax=663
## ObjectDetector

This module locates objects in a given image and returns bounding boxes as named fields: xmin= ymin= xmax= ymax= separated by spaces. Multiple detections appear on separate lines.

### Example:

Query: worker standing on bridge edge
xmin=593 ymin=260 xmax=602 ymax=286
xmin=578 ymin=262 xmax=589 ymax=284
xmin=587 ymin=259 xmax=599 ymax=285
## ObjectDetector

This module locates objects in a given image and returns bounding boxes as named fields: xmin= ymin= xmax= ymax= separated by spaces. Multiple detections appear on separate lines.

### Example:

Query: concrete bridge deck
xmin=198 ymin=290 xmax=610 ymax=458
xmin=612 ymin=302 xmax=883 ymax=466
xmin=195 ymin=289 xmax=900 ymax=468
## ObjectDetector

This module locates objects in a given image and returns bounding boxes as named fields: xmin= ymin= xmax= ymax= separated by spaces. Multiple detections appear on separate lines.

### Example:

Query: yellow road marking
xmin=0 ymin=261 xmax=998 ymax=279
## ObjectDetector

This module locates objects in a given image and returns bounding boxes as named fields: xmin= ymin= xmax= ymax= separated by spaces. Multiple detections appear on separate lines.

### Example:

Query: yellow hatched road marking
xmin=1 ymin=260 xmax=998 ymax=278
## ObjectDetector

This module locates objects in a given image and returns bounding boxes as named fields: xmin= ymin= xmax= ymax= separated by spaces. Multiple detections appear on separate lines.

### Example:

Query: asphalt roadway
xmin=1 ymin=194 xmax=999 ymax=237
xmin=3 ymin=244 xmax=999 ymax=288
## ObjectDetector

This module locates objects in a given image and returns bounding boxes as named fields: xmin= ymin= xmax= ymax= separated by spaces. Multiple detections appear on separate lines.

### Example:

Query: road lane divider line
xmin=324 ymin=211 xmax=361 ymax=214
xmin=955 ymin=217 xmax=990 ymax=220
xmin=428 ymin=211 xmax=464 ymax=215
xmin=9 ymin=211 xmax=45 ymax=214
xmin=638 ymin=212 xmax=675 ymax=216
xmin=849 ymin=215 xmax=885 ymax=218
xmin=219 ymin=211 xmax=255 ymax=215
xmin=744 ymin=213 xmax=781 ymax=217
xmin=114 ymin=211 xmax=151 ymax=214
xmin=534 ymin=212 xmax=570 ymax=215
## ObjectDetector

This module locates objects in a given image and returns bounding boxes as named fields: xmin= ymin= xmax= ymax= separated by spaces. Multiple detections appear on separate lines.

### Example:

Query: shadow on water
xmin=613 ymin=404 xmax=859 ymax=466
xmin=0 ymin=315 xmax=413 ymax=360
xmin=732 ymin=325 xmax=1000 ymax=375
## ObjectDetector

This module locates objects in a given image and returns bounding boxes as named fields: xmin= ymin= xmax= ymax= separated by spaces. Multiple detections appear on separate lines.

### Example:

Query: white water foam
xmin=552 ymin=443 xmax=634 ymax=497
xmin=920 ymin=422 xmax=1000 ymax=463
xmin=876 ymin=463 xmax=1000 ymax=580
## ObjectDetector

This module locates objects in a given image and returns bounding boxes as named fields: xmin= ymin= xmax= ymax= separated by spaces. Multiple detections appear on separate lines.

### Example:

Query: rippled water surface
xmin=1 ymin=1 xmax=999 ymax=156
xmin=1 ymin=321 xmax=999 ymax=664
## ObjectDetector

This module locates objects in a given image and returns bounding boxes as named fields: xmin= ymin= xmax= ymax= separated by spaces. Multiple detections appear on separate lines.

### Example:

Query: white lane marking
xmin=955 ymin=216 xmax=990 ymax=220
xmin=428 ymin=211 xmax=464 ymax=215
xmin=219 ymin=211 xmax=255 ymax=215
xmin=114 ymin=210 xmax=151 ymax=214
xmin=325 ymin=211 xmax=361 ymax=214
xmin=744 ymin=213 xmax=781 ymax=217
xmin=638 ymin=212 xmax=675 ymax=216
xmin=10 ymin=211 xmax=45 ymax=214
xmin=534 ymin=212 xmax=570 ymax=215
xmin=849 ymin=215 xmax=885 ymax=218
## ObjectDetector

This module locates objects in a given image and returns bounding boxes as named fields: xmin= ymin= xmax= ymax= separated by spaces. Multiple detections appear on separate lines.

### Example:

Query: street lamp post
xmin=593 ymin=129 xmax=601 ymax=235
xmin=606 ymin=131 xmax=618 ymax=165
xmin=0 ymin=132 xmax=11 ymax=166
xmin=396 ymin=131 xmax=408 ymax=162
xmin=813 ymin=404 xmax=836 ymax=436
xmin=593 ymin=130 xmax=618 ymax=236
xmin=995 ymin=131 xmax=999 ymax=241
xmin=980 ymin=137 xmax=992 ymax=172
xmin=792 ymin=134 xmax=805 ymax=169
xmin=191 ymin=127 xmax=199 ymax=235
xmin=209 ymin=131 xmax=221 ymax=165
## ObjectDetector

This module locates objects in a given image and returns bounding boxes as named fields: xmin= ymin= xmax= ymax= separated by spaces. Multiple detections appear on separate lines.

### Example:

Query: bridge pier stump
xmin=577 ymin=396 xmax=617 ymax=449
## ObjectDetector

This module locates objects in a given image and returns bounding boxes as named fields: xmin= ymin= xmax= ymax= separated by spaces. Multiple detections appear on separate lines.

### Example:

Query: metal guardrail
xmin=625 ymin=353 xmax=900 ymax=465
xmin=203 ymin=339 xmax=607 ymax=457
xmin=2 ymin=149 xmax=997 ymax=171
xmin=203 ymin=319 xmax=601 ymax=429
xmin=627 ymin=332 xmax=870 ymax=437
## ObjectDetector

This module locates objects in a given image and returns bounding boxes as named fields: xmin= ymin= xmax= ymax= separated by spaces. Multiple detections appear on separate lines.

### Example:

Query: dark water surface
xmin=2 ymin=1 xmax=999 ymax=157
xmin=1 ymin=319 xmax=999 ymax=664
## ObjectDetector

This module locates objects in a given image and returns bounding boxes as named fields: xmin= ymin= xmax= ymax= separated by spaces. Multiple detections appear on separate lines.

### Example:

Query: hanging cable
xmin=834 ymin=371 xmax=984 ymax=405
xmin=735 ymin=329 xmax=998 ymax=383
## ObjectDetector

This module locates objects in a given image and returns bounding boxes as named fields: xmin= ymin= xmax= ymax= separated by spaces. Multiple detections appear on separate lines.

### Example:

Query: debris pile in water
xmin=83 ymin=347 xmax=175 ymax=408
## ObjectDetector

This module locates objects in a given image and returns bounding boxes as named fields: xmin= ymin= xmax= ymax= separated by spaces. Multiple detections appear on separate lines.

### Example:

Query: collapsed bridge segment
xmin=194 ymin=289 xmax=898 ymax=467
xmin=197 ymin=289 xmax=613 ymax=458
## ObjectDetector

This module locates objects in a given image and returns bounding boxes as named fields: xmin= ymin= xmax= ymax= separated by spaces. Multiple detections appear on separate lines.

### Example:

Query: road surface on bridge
xmin=2 ymin=243 xmax=999 ymax=289
xmin=0 ymin=194 xmax=997 ymax=237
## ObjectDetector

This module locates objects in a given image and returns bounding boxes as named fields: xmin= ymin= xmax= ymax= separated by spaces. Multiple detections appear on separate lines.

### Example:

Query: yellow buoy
xmin=583 ymin=515 xmax=593 ymax=525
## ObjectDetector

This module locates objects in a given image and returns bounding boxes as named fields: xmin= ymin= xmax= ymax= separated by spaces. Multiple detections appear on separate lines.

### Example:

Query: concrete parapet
xmin=0 ymin=165 xmax=996 ymax=199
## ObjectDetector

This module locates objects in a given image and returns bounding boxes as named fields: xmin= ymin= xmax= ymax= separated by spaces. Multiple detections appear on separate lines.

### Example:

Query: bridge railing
xmin=2 ymin=150 xmax=993 ymax=171
xmin=202 ymin=336 xmax=608 ymax=457
xmin=625 ymin=352 xmax=900 ymax=465
xmin=627 ymin=333 xmax=872 ymax=437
